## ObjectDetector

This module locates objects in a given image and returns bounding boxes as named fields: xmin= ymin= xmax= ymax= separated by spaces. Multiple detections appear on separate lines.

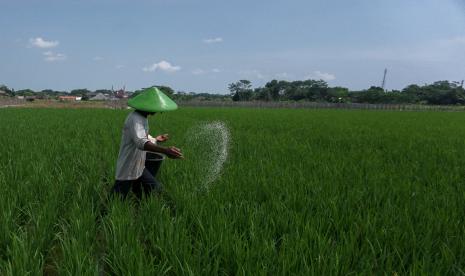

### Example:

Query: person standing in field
xmin=112 ymin=87 xmax=183 ymax=199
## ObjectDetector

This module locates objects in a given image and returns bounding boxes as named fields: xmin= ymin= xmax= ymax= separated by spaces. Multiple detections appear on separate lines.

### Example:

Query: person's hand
xmin=164 ymin=146 xmax=183 ymax=159
xmin=156 ymin=134 xmax=169 ymax=142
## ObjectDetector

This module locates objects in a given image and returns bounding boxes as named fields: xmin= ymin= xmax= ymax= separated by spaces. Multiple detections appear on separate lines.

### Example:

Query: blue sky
xmin=1 ymin=0 xmax=465 ymax=93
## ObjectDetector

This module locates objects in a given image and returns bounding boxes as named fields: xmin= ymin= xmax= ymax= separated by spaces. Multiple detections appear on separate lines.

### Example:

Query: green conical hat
xmin=128 ymin=87 xmax=178 ymax=112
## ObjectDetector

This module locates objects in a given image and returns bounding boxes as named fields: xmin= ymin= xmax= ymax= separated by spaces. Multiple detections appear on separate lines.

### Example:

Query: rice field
xmin=1 ymin=107 xmax=465 ymax=275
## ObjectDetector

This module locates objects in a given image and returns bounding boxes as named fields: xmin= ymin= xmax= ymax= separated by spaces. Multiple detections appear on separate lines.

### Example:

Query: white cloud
xmin=43 ymin=51 xmax=66 ymax=62
xmin=308 ymin=71 xmax=336 ymax=81
xmin=453 ymin=36 xmax=465 ymax=44
xmin=275 ymin=72 xmax=293 ymax=80
xmin=239 ymin=69 xmax=266 ymax=80
xmin=203 ymin=37 xmax=223 ymax=44
xmin=143 ymin=60 xmax=181 ymax=73
xmin=93 ymin=56 xmax=103 ymax=61
xmin=115 ymin=65 xmax=124 ymax=69
xmin=192 ymin=68 xmax=206 ymax=75
xmin=440 ymin=35 xmax=465 ymax=46
xmin=192 ymin=68 xmax=222 ymax=75
xmin=30 ymin=37 xmax=59 ymax=48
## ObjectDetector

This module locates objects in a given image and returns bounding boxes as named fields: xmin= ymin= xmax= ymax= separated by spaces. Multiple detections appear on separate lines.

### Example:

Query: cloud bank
xmin=143 ymin=60 xmax=181 ymax=73
xmin=43 ymin=51 xmax=66 ymax=62
xmin=308 ymin=71 xmax=336 ymax=81
xmin=30 ymin=37 xmax=59 ymax=48
xmin=203 ymin=37 xmax=223 ymax=44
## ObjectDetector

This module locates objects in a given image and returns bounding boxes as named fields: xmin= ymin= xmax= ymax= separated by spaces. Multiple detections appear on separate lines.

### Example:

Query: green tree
xmin=16 ymin=89 xmax=35 ymax=96
xmin=350 ymin=86 xmax=385 ymax=103
xmin=422 ymin=81 xmax=465 ymax=105
xmin=70 ymin=89 xmax=91 ymax=96
xmin=229 ymin=80 xmax=253 ymax=101
xmin=263 ymin=80 xmax=288 ymax=100
xmin=0 ymin=85 xmax=14 ymax=96
xmin=327 ymin=87 xmax=349 ymax=103
xmin=155 ymin=85 xmax=175 ymax=96
xmin=301 ymin=79 xmax=329 ymax=101
xmin=253 ymin=88 xmax=271 ymax=101
xmin=401 ymin=84 xmax=423 ymax=103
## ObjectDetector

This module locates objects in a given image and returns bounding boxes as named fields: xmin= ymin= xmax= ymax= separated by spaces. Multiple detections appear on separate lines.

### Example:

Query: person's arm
xmin=155 ymin=134 xmax=169 ymax=142
xmin=147 ymin=134 xmax=157 ymax=144
xmin=143 ymin=141 xmax=183 ymax=159
xmin=148 ymin=133 xmax=169 ymax=143
xmin=129 ymin=118 xmax=183 ymax=159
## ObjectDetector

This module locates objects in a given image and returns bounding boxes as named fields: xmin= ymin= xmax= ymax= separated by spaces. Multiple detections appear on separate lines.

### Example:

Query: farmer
xmin=112 ymin=87 xmax=183 ymax=199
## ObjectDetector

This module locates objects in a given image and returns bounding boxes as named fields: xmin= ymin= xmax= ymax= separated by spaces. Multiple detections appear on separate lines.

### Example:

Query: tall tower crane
xmin=381 ymin=68 xmax=388 ymax=90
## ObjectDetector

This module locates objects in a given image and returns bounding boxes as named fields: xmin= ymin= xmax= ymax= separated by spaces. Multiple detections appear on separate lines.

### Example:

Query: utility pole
xmin=461 ymin=80 xmax=464 ymax=88
xmin=381 ymin=68 xmax=388 ymax=90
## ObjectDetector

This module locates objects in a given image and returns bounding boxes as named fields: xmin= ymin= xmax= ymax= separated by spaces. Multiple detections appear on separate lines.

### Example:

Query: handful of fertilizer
xmin=184 ymin=121 xmax=230 ymax=191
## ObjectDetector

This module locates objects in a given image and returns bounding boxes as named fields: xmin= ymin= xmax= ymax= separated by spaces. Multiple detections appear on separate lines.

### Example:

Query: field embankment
xmin=4 ymin=98 xmax=465 ymax=111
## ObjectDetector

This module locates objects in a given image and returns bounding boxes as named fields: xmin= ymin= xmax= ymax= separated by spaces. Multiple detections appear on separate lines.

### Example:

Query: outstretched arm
xmin=143 ymin=141 xmax=183 ymax=159
xmin=128 ymin=119 xmax=182 ymax=158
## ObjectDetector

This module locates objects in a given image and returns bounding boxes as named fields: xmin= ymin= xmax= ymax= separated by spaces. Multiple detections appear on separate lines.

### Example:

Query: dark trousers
xmin=112 ymin=168 xmax=162 ymax=199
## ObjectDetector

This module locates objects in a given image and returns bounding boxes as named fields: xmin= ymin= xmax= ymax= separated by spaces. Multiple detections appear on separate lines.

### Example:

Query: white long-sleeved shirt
xmin=115 ymin=111 xmax=156 ymax=180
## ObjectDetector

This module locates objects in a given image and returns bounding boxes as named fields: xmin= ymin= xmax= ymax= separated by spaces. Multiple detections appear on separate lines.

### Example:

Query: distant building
xmin=87 ymin=92 xmax=98 ymax=98
xmin=0 ymin=90 xmax=8 ymax=97
xmin=16 ymin=96 xmax=25 ymax=100
xmin=115 ymin=89 xmax=128 ymax=99
xmin=113 ymin=86 xmax=128 ymax=99
xmin=90 ymin=93 xmax=109 ymax=101
xmin=35 ymin=94 xmax=49 ymax=100
xmin=58 ymin=96 xmax=79 ymax=101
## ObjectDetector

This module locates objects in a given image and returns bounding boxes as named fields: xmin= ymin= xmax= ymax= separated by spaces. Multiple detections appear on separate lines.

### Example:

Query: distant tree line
xmin=131 ymin=86 xmax=230 ymax=102
xmin=2 ymin=79 xmax=465 ymax=105
xmin=0 ymin=86 xmax=94 ymax=100
xmin=228 ymin=80 xmax=465 ymax=105
xmin=0 ymin=84 xmax=230 ymax=102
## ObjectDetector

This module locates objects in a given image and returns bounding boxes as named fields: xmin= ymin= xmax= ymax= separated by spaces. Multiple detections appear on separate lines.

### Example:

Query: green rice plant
xmin=1 ymin=108 xmax=465 ymax=274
